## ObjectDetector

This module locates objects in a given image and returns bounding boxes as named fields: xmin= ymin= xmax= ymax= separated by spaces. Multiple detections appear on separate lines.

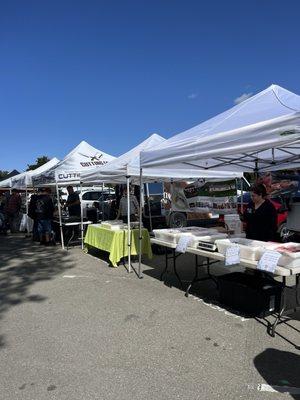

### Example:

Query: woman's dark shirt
xmin=243 ymin=199 xmax=277 ymax=242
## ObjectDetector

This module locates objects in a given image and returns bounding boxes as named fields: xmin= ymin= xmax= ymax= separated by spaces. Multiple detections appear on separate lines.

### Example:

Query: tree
xmin=0 ymin=170 xmax=9 ymax=180
xmin=26 ymin=156 xmax=50 ymax=171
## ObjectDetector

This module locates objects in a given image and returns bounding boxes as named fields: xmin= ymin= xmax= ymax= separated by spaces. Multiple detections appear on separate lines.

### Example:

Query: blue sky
xmin=1 ymin=0 xmax=300 ymax=171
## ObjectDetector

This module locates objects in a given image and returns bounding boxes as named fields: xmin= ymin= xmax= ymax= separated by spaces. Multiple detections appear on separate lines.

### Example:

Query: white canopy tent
xmin=81 ymin=134 xmax=166 ymax=184
xmin=0 ymin=158 xmax=60 ymax=235
xmin=81 ymin=133 xmax=242 ymax=183
xmin=0 ymin=176 xmax=13 ymax=189
xmin=0 ymin=170 xmax=21 ymax=189
xmin=81 ymin=133 xmax=242 ymax=277
xmin=140 ymin=85 xmax=300 ymax=174
xmin=11 ymin=158 xmax=60 ymax=190
xmin=81 ymin=134 xmax=167 ymax=274
xmin=32 ymin=141 xmax=115 ymax=250
xmin=0 ymin=172 xmax=24 ymax=189
xmin=32 ymin=141 xmax=115 ymax=186
xmin=134 ymin=85 xmax=300 ymax=279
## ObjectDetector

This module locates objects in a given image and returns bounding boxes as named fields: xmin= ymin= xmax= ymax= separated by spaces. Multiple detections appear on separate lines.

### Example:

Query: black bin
xmin=217 ymin=272 xmax=283 ymax=317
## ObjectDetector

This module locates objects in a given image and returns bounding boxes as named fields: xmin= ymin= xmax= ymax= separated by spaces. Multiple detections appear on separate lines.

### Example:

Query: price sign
xmin=257 ymin=250 xmax=281 ymax=273
xmin=175 ymin=236 xmax=193 ymax=253
xmin=225 ymin=245 xmax=240 ymax=266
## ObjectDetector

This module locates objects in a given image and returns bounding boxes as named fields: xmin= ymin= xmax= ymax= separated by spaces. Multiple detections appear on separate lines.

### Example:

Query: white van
xmin=79 ymin=188 xmax=115 ymax=217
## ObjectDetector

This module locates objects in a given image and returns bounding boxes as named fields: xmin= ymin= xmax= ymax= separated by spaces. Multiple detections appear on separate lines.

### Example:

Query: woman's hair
xmin=250 ymin=183 xmax=267 ymax=197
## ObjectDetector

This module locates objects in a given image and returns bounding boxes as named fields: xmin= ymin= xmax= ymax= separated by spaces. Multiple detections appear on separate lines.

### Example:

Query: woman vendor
xmin=242 ymin=183 xmax=277 ymax=242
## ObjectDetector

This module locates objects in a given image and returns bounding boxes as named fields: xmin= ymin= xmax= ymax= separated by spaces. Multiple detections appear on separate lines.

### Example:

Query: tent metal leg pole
xmin=127 ymin=177 xmax=131 ymax=273
xmin=241 ymin=177 xmax=243 ymax=212
xmin=146 ymin=183 xmax=153 ymax=232
xmin=56 ymin=181 xmax=65 ymax=250
xmin=25 ymin=185 xmax=30 ymax=235
xmin=102 ymin=182 xmax=104 ymax=221
xmin=25 ymin=186 xmax=29 ymax=215
xmin=80 ymin=181 xmax=84 ymax=250
xmin=138 ymin=168 xmax=143 ymax=279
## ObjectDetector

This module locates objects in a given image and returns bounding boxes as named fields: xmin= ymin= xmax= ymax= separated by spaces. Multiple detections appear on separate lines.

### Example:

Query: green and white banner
xmin=169 ymin=179 xmax=238 ymax=214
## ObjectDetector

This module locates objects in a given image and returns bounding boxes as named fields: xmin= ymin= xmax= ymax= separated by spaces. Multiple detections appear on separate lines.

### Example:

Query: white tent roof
xmin=82 ymin=133 xmax=242 ymax=184
xmin=33 ymin=141 xmax=115 ymax=186
xmin=81 ymin=134 xmax=166 ymax=183
xmin=11 ymin=158 xmax=60 ymax=189
xmin=0 ymin=176 xmax=13 ymax=188
xmin=140 ymin=85 xmax=300 ymax=173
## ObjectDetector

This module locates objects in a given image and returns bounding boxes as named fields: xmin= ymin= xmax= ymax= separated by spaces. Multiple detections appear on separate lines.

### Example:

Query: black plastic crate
xmin=217 ymin=272 xmax=283 ymax=317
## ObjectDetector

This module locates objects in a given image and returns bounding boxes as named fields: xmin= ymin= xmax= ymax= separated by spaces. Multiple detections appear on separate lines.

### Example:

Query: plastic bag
xmin=19 ymin=214 xmax=34 ymax=232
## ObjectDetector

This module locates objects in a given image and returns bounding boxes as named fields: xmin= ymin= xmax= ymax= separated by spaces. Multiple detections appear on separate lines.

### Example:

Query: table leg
xmin=185 ymin=255 xmax=201 ymax=297
xmin=185 ymin=256 xmax=218 ymax=297
xmin=67 ymin=227 xmax=75 ymax=250
xmin=173 ymin=249 xmax=183 ymax=289
xmin=160 ymin=247 xmax=168 ymax=281
xmin=160 ymin=247 xmax=183 ymax=289
xmin=206 ymin=258 xmax=219 ymax=288
xmin=268 ymin=277 xmax=286 ymax=337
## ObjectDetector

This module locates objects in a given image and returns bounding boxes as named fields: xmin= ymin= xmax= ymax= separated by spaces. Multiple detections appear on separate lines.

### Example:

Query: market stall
xmin=81 ymin=134 xmax=166 ymax=273
xmin=138 ymin=84 xmax=300 ymax=337
xmin=0 ymin=158 xmax=60 ymax=233
xmin=32 ymin=141 xmax=115 ymax=249
xmin=11 ymin=158 xmax=60 ymax=190
xmin=81 ymin=134 xmax=242 ymax=275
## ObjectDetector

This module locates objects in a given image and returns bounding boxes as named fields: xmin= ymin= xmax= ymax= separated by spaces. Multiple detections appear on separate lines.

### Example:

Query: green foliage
xmin=26 ymin=156 xmax=50 ymax=171
xmin=0 ymin=170 xmax=9 ymax=180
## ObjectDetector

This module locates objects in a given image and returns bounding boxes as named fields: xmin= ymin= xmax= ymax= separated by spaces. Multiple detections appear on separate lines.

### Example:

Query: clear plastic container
xmin=258 ymin=242 xmax=300 ymax=269
xmin=101 ymin=220 xmax=125 ymax=230
xmin=153 ymin=227 xmax=223 ymax=245
xmin=215 ymin=237 xmax=267 ymax=261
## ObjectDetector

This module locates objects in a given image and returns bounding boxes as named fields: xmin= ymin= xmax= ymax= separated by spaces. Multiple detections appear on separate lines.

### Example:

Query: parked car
xmin=78 ymin=189 xmax=115 ymax=218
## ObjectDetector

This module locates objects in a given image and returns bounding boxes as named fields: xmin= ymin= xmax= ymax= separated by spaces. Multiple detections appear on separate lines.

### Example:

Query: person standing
xmin=66 ymin=185 xmax=81 ymax=217
xmin=116 ymin=186 xmax=139 ymax=223
xmin=35 ymin=187 xmax=54 ymax=245
xmin=5 ymin=189 xmax=22 ymax=233
xmin=242 ymin=183 xmax=277 ymax=242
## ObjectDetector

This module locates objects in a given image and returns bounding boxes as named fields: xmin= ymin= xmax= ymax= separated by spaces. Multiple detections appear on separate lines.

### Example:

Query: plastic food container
xmin=215 ymin=238 xmax=266 ymax=261
xmin=258 ymin=242 xmax=300 ymax=269
xmin=153 ymin=228 xmax=205 ymax=244
xmin=165 ymin=231 xmax=194 ymax=244
xmin=101 ymin=220 xmax=125 ymax=230
xmin=153 ymin=227 xmax=222 ymax=245
xmin=153 ymin=229 xmax=181 ymax=243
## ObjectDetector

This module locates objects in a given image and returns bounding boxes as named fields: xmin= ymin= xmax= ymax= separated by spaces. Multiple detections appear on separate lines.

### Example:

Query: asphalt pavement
xmin=0 ymin=234 xmax=299 ymax=400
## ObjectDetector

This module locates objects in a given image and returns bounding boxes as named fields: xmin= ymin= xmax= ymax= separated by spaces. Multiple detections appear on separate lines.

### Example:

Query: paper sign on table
xmin=257 ymin=250 xmax=281 ymax=273
xmin=175 ymin=236 xmax=193 ymax=253
xmin=225 ymin=245 xmax=240 ymax=266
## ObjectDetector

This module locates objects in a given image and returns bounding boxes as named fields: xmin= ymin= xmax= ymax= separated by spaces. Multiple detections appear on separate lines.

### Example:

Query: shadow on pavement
xmin=254 ymin=348 xmax=300 ymax=399
xmin=0 ymin=235 xmax=74 ymax=349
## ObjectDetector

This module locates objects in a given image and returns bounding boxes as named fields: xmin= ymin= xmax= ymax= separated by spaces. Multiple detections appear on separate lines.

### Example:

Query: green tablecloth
xmin=84 ymin=225 xmax=152 ymax=267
